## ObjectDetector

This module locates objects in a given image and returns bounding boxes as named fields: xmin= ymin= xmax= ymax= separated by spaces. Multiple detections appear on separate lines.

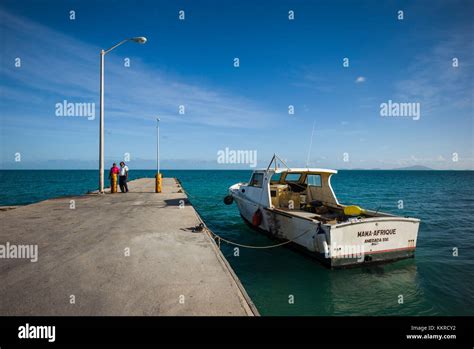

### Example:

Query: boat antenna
xmin=306 ymin=120 xmax=316 ymax=167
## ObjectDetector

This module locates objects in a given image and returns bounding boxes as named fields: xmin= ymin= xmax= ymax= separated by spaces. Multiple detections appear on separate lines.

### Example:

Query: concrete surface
xmin=0 ymin=178 xmax=258 ymax=316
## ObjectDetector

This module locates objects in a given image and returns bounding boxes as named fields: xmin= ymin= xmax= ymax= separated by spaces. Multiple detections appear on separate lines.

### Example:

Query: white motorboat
xmin=224 ymin=155 xmax=420 ymax=268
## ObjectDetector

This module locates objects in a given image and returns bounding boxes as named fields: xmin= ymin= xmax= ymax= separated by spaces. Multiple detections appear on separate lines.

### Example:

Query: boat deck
xmin=274 ymin=208 xmax=340 ymax=223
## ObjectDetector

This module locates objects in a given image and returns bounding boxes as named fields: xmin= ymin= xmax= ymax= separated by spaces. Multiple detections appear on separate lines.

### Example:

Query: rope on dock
xmin=209 ymin=228 xmax=314 ymax=249
xmin=178 ymin=182 xmax=314 ymax=249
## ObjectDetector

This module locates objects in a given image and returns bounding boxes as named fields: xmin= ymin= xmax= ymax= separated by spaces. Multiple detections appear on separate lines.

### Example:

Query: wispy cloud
xmin=355 ymin=76 xmax=366 ymax=83
xmin=0 ymin=8 xmax=277 ymax=131
xmin=288 ymin=66 xmax=335 ymax=93
xmin=393 ymin=28 xmax=474 ymax=114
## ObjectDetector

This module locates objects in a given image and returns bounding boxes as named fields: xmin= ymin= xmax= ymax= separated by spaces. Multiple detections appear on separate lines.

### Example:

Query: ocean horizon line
xmin=1 ymin=168 xmax=472 ymax=171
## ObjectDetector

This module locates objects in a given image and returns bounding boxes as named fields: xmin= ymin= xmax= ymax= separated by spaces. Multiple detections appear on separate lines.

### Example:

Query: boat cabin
xmin=241 ymin=156 xmax=386 ymax=224
xmin=267 ymin=168 xmax=339 ymax=209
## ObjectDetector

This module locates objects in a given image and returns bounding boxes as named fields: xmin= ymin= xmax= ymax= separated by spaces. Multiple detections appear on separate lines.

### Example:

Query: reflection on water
xmin=327 ymin=262 xmax=421 ymax=315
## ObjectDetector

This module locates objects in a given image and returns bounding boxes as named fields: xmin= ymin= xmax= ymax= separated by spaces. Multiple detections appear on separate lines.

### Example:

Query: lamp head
xmin=131 ymin=37 xmax=147 ymax=44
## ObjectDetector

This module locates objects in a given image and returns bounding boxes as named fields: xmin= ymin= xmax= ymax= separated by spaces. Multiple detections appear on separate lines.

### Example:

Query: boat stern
xmin=326 ymin=217 xmax=420 ymax=268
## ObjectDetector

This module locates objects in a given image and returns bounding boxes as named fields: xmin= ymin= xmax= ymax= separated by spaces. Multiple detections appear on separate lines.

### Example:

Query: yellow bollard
xmin=155 ymin=173 xmax=162 ymax=193
xmin=111 ymin=173 xmax=118 ymax=193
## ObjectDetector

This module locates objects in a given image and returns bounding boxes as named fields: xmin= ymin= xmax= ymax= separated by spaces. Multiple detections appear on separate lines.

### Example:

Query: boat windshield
xmin=270 ymin=173 xmax=281 ymax=184
xmin=306 ymin=174 xmax=322 ymax=187
xmin=284 ymin=173 xmax=302 ymax=182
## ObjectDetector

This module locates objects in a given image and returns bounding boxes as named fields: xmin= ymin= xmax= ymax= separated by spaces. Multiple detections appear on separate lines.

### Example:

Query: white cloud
xmin=355 ymin=76 xmax=366 ymax=83
xmin=393 ymin=29 xmax=474 ymax=114
xmin=0 ymin=8 xmax=278 ymax=131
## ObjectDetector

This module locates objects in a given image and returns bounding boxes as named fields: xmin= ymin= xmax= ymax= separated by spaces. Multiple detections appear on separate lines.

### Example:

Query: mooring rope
xmin=208 ymin=228 xmax=314 ymax=249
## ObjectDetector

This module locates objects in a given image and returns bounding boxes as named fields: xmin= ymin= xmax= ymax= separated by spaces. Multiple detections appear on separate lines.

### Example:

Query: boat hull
xmin=233 ymin=194 xmax=419 ymax=268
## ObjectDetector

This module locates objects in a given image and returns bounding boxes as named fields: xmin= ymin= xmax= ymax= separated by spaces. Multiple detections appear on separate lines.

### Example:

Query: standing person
xmin=108 ymin=163 xmax=120 ymax=191
xmin=119 ymin=161 xmax=129 ymax=193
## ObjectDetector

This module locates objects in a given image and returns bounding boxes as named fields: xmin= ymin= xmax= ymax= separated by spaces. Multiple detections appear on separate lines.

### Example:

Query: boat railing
xmin=266 ymin=154 xmax=290 ymax=172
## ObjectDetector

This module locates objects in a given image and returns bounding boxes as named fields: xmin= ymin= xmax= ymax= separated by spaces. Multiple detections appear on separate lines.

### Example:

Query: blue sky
xmin=1 ymin=0 xmax=473 ymax=169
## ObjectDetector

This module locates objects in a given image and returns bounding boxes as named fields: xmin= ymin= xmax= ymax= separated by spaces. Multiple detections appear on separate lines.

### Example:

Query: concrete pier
xmin=0 ymin=178 xmax=258 ymax=316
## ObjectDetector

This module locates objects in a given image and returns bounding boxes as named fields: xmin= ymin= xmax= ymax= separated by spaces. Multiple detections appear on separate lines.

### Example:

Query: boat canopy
xmin=264 ymin=154 xmax=337 ymax=175
xmin=273 ymin=168 xmax=337 ymax=174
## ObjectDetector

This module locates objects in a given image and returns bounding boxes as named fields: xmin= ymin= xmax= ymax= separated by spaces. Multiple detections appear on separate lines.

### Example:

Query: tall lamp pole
xmin=98 ymin=36 xmax=147 ymax=193
xmin=156 ymin=117 xmax=160 ymax=175
xmin=155 ymin=117 xmax=162 ymax=193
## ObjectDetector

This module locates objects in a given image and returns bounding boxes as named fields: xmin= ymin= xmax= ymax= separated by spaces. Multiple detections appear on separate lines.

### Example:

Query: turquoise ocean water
xmin=1 ymin=169 xmax=473 ymax=316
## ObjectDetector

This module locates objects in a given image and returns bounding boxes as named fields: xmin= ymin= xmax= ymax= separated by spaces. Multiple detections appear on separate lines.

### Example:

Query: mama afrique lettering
xmin=357 ymin=228 xmax=397 ymax=238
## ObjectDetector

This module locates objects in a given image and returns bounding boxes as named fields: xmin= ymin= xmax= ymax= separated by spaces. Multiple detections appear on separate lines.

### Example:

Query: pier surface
xmin=0 ymin=178 xmax=258 ymax=316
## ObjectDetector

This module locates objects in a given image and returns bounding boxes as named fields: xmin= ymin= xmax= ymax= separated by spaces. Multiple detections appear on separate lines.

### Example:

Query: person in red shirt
xmin=108 ymin=163 xmax=120 ymax=189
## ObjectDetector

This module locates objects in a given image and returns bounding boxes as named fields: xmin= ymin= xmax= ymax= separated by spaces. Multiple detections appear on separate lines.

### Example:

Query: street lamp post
xmin=98 ymin=36 xmax=147 ymax=193
xmin=156 ymin=117 xmax=160 ymax=175
xmin=155 ymin=117 xmax=162 ymax=193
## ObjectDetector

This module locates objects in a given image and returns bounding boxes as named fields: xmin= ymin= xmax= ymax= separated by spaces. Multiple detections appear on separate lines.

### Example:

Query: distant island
xmin=393 ymin=165 xmax=434 ymax=170
xmin=345 ymin=165 xmax=435 ymax=170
